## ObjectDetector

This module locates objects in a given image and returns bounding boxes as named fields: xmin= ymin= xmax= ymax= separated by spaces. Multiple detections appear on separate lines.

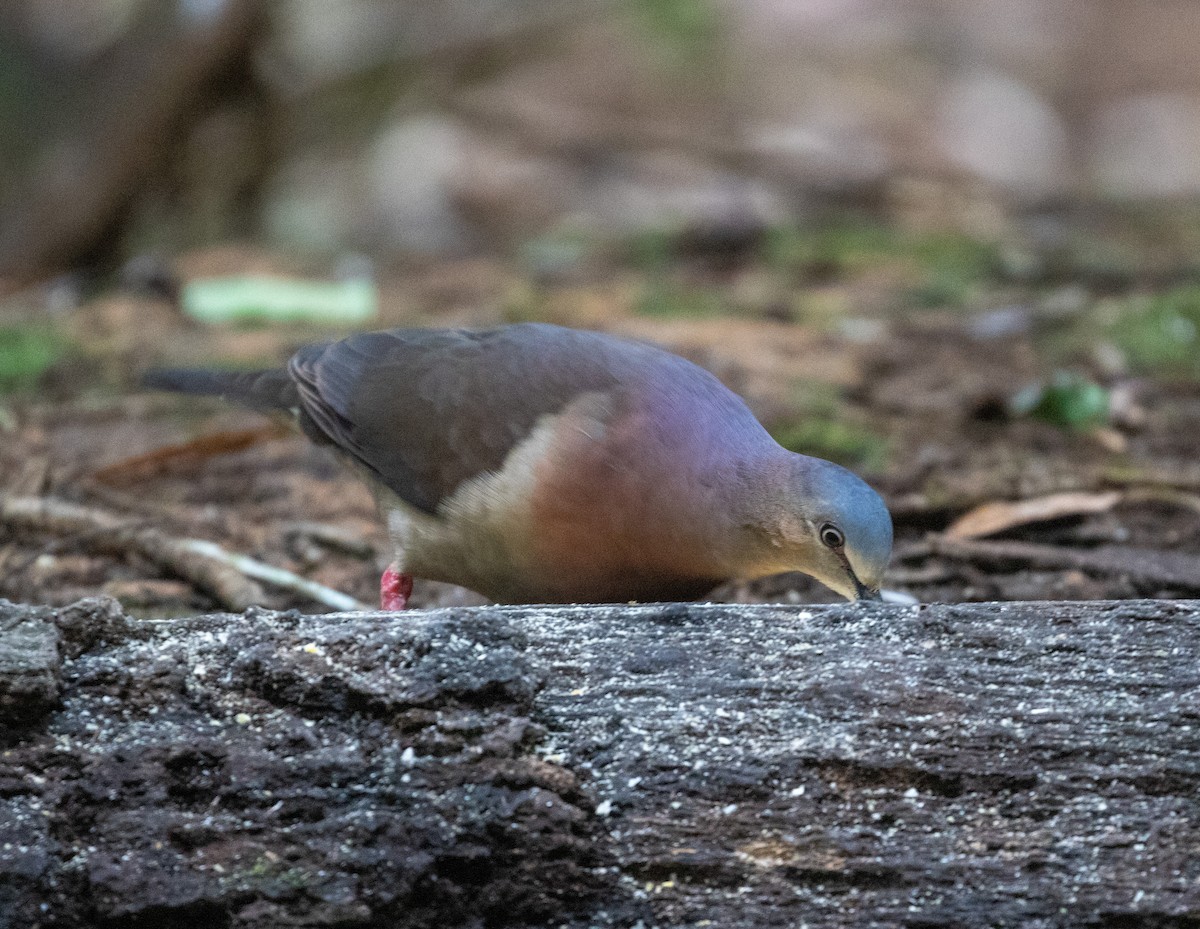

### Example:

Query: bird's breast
xmin=398 ymin=389 xmax=737 ymax=603
xmin=521 ymin=395 xmax=732 ymax=601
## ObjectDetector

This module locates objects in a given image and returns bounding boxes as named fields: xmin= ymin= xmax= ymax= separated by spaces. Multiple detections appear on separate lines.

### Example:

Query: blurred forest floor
xmin=3 ymin=217 xmax=1200 ymax=614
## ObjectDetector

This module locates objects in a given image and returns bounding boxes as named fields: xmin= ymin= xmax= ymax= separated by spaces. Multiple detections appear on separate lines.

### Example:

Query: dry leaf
xmin=945 ymin=491 xmax=1122 ymax=540
xmin=90 ymin=425 xmax=286 ymax=486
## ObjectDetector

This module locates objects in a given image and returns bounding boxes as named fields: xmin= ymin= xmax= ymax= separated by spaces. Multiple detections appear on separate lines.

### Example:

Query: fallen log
xmin=1 ymin=596 xmax=1199 ymax=927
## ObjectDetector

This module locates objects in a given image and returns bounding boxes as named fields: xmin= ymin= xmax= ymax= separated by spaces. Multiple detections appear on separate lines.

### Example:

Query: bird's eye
xmin=820 ymin=523 xmax=845 ymax=549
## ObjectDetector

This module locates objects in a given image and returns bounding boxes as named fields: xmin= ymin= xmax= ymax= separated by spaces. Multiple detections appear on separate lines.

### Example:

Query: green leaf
xmin=1010 ymin=372 xmax=1110 ymax=430
xmin=181 ymin=276 xmax=378 ymax=326
xmin=0 ymin=325 xmax=68 ymax=393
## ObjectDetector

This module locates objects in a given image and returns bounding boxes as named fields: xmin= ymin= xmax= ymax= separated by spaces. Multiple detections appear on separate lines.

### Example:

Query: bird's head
xmin=746 ymin=456 xmax=893 ymax=601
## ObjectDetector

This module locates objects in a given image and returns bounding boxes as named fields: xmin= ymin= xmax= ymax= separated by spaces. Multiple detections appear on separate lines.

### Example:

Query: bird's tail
xmin=141 ymin=368 xmax=299 ymax=413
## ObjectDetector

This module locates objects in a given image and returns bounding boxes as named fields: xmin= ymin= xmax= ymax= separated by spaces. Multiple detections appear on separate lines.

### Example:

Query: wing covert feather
xmin=287 ymin=324 xmax=662 ymax=514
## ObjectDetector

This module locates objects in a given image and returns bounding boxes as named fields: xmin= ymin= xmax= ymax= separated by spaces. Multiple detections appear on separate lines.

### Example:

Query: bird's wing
xmin=287 ymin=323 xmax=661 ymax=515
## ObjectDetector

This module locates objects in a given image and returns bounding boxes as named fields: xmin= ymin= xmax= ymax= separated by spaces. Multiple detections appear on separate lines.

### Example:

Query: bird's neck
xmin=716 ymin=450 xmax=819 ymax=580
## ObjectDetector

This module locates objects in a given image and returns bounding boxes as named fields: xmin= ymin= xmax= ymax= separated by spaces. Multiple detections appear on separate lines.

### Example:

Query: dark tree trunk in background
xmin=0 ymin=0 xmax=262 ymax=286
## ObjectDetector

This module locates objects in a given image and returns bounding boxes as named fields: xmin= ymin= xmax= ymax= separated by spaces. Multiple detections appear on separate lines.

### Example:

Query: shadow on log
xmin=2 ymin=596 xmax=1199 ymax=927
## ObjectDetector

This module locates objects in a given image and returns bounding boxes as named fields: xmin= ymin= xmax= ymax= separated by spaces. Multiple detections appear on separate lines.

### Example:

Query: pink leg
xmin=380 ymin=564 xmax=414 ymax=610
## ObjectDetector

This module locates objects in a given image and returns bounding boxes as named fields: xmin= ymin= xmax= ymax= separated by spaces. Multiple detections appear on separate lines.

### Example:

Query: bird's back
xmin=288 ymin=323 xmax=767 ymax=517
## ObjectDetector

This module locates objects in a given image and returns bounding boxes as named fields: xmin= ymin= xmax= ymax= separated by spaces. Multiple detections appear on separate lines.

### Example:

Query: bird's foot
xmin=380 ymin=565 xmax=413 ymax=610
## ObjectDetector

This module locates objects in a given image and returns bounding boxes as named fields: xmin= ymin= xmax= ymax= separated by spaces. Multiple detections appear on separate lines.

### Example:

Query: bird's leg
xmin=380 ymin=563 xmax=413 ymax=610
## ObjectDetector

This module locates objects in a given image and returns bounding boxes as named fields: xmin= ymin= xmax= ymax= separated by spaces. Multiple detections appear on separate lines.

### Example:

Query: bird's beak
xmin=832 ymin=551 xmax=882 ymax=602
xmin=852 ymin=575 xmax=882 ymax=601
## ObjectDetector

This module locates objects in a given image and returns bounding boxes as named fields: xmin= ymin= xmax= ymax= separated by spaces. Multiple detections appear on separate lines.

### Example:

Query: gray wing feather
xmin=287 ymin=324 xmax=659 ymax=515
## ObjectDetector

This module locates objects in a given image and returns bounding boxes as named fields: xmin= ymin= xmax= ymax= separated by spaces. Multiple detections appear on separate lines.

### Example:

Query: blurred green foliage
xmin=904 ymin=234 xmax=1006 ymax=308
xmin=1102 ymin=286 xmax=1200 ymax=379
xmin=762 ymin=222 xmax=897 ymax=276
xmin=626 ymin=0 xmax=722 ymax=63
xmin=501 ymin=283 xmax=550 ymax=323
xmin=763 ymin=221 xmax=1004 ymax=308
xmin=0 ymin=325 xmax=70 ymax=394
xmin=625 ymin=228 xmax=680 ymax=273
xmin=519 ymin=232 xmax=593 ymax=280
xmin=634 ymin=281 xmax=726 ymax=318
xmin=770 ymin=383 xmax=890 ymax=472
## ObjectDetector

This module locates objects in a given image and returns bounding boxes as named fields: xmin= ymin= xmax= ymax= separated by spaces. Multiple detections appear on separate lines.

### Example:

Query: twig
xmin=889 ymin=474 xmax=1200 ymax=541
xmin=1121 ymin=487 xmax=1200 ymax=516
xmin=926 ymin=536 xmax=1200 ymax=593
xmin=884 ymin=564 xmax=957 ymax=586
xmin=281 ymin=521 xmax=376 ymax=559
xmin=0 ymin=495 xmax=368 ymax=612
xmin=78 ymin=480 xmax=202 ymax=528
xmin=1 ymin=495 xmax=260 ymax=609
xmin=182 ymin=540 xmax=367 ymax=612
xmin=1102 ymin=465 xmax=1200 ymax=494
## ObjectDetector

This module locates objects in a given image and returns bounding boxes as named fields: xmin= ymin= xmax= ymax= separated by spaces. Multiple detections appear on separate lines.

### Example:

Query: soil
xmin=2 ymin=249 xmax=1199 ymax=614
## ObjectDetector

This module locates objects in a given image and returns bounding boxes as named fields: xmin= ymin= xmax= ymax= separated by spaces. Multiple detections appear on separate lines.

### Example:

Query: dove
xmin=144 ymin=323 xmax=892 ymax=608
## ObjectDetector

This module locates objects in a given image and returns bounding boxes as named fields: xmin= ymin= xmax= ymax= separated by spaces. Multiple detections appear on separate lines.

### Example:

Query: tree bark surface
xmin=1 ymin=597 xmax=1198 ymax=928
